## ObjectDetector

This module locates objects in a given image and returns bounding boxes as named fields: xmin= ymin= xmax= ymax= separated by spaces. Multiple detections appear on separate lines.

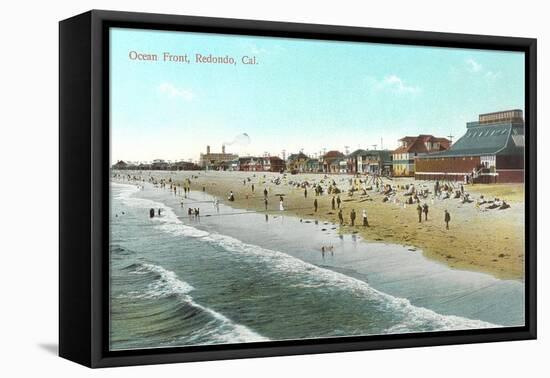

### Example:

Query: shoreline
xmin=111 ymin=180 xmax=524 ymax=327
xmin=114 ymin=170 xmax=525 ymax=280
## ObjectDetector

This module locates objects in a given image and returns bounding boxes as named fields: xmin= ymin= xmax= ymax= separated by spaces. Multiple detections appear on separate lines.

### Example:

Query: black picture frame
xmin=59 ymin=9 xmax=537 ymax=368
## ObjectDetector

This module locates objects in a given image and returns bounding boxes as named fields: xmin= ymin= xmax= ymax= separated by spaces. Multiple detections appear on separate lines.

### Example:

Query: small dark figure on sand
xmin=423 ymin=203 xmax=429 ymax=221
xmin=417 ymin=204 xmax=422 ymax=223
xmin=444 ymin=210 xmax=451 ymax=230
xmin=263 ymin=188 xmax=268 ymax=199
xmin=331 ymin=196 xmax=336 ymax=210
xmin=338 ymin=209 xmax=344 ymax=225
xmin=350 ymin=209 xmax=356 ymax=226
xmin=337 ymin=195 xmax=341 ymax=209
xmin=314 ymin=198 xmax=318 ymax=212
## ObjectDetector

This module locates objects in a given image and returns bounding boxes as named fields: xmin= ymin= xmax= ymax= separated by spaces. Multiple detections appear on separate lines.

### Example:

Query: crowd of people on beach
xmin=112 ymin=169 xmax=514 ymax=241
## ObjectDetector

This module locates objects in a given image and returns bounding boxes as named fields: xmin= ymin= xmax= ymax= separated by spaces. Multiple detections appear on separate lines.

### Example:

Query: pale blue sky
xmin=110 ymin=27 xmax=525 ymax=164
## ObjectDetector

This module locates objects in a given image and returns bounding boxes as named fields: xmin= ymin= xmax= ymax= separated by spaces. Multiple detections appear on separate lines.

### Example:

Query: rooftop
xmin=419 ymin=114 xmax=525 ymax=159
xmin=393 ymin=135 xmax=450 ymax=154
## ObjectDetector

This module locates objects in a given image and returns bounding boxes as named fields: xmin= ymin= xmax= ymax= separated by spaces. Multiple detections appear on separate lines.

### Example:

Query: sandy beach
xmin=117 ymin=170 xmax=525 ymax=280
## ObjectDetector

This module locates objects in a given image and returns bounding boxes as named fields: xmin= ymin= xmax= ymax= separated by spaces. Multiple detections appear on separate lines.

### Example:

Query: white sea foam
xmin=112 ymin=182 xmax=209 ymax=238
xmin=112 ymin=181 xmax=498 ymax=334
xmin=131 ymin=262 xmax=268 ymax=343
xmin=134 ymin=263 xmax=195 ymax=298
xmin=201 ymin=233 xmax=497 ymax=333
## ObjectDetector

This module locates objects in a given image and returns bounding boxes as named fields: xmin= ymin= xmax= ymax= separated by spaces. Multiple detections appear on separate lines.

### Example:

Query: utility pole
xmin=447 ymin=133 xmax=454 ymax=146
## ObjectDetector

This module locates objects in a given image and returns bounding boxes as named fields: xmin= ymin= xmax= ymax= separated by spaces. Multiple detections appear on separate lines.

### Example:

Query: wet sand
xmin=118 ymin=170 xmax=525 ymax=280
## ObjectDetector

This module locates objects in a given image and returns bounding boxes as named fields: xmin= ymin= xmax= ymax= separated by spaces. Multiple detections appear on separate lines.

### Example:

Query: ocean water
xmin=110 ymin=182 xmax=524 ymax=351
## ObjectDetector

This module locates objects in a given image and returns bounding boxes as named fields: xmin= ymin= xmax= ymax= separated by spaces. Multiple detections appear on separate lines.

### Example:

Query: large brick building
xmin=415 ymin=110 xmax=525 ymax=183
xmin=199 ymin=145 xmax=238 ymax=170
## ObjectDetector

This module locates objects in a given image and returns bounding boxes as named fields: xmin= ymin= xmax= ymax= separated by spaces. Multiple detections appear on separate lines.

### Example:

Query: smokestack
xmin=222 ymin=145 xmax=226 ymax=154
xmin=207 ymin=145 xmax=210 ymax=154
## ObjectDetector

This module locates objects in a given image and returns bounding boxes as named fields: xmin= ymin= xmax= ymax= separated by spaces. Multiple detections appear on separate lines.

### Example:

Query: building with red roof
xmin=392 ymin=135 xmax=450 ymax=176
xmin=321 ymin=150 xmax=346 ymax=173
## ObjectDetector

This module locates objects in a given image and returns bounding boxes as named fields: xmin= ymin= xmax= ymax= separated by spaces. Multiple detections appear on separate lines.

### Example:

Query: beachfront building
xmin=321 ymin=150 xmax=345 ymax=173
xmin=358 ymin=150 xmax=393 ymax=175
xmin=239 ymin=157 xmax=263 ymax=171
xmin=325 ymin=157 xmax=348 ymax=173
xmin=137 ymin=162 xmax=152 ymax=170
xmin=347 ymin=149 xmax=368 ymax=173
xmin=305 ymin=158 xmax=321 ymax=173
xmin=228 ymin=158 xmax=240 ymax=171
xmin=112 ymin=159 xmax=200 ymax=171
xmin=151 ymin=159 xmax=170 ymax=170
xmin=112 ymin=160 xmax=128 ymax=170
xmin=415 ymin=110 xmax=525 ymax=183
xmin=199 ymin=145 xmax=239 ymax=170
xmin=172 ymin=160 xmax=200 ymax=171
xmin=286 ymin=152 xmax=309 ymax=173
xmin=264 ymin=156 xmax=286 ymax=172
xmin=347 ymin=149 xmax=393 ymax=175
xmin=392 ymin=135 xmax=450 ymax=177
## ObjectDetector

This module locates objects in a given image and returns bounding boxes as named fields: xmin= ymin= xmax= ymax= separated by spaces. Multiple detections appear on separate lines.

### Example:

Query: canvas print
xmin=109 ymin=27 xmax=526 ymax=351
